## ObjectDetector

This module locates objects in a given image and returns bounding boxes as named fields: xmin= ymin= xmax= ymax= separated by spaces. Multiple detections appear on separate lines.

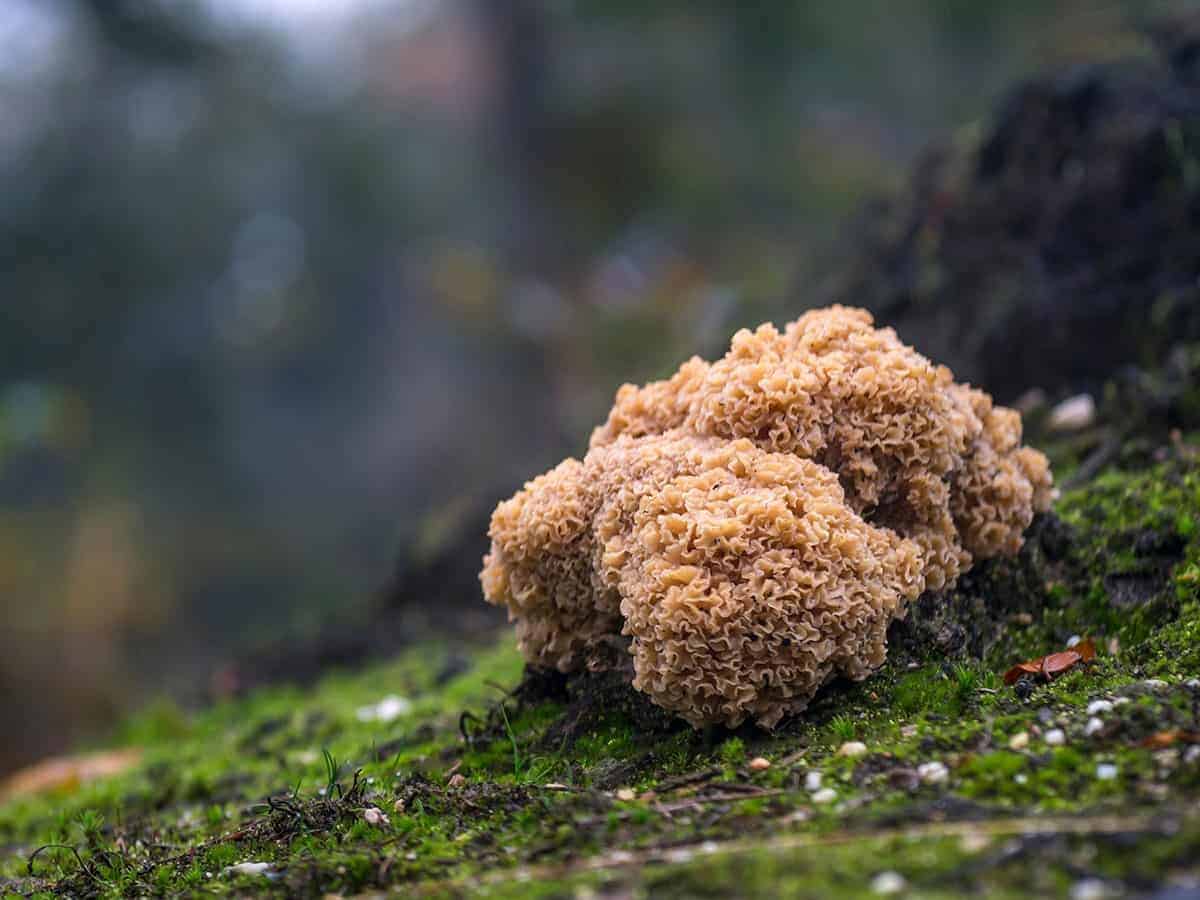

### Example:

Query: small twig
xmin=28 ymin=843 xmax=93 ymax=880
xmin=655 ymin=767 xmax=722 ymax=794
xmin=459 ymin=710 xmax=483 ymax=743
xmin=1063 ymin=428 xmax=1122 ymax=489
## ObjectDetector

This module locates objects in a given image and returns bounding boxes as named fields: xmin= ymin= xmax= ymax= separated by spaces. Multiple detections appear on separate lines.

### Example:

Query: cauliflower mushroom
xmin=481 ymin=306 xmax=1052 ymax=727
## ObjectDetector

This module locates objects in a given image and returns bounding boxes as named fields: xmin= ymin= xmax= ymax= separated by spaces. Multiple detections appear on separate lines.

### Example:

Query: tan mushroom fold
xmin=481 ymin=306 xmax=1053 ymax=728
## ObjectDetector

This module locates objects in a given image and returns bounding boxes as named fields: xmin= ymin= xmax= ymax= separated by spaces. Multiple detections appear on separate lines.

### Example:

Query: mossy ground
xmin=3 ymin=449 xmax=1200 ymax=898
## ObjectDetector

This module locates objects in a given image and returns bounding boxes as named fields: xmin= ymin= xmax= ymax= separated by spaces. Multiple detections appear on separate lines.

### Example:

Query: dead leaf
xmin=1140 ymin=730 xmax=1200 ymax=749
xmin=0 ymin=748 xmax=143 ymax=801
xmin=1040 ymin=650 xmax=1082 ymax=678
xmin=1003 ymin=661 xmax=1043 ymax=685
xmin=1003 ymin=637 xmax=1098 ymax=687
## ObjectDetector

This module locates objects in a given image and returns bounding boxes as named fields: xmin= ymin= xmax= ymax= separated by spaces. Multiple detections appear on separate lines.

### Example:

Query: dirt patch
xmin=821 ymin=17 xmax=1200 ymax=405
xmin=888 ymin=514 xmax=1068 ymax=664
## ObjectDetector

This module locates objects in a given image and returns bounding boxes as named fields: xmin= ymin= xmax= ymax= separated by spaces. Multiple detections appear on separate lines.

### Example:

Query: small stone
xmin=1144 ymin=679 xmax=1169 ymax=690
xmin=837 ymin=741 xmax=868 ymax=758
xmin=1047 ymin=394 xmax=1095 ymax=432
xmin=1113 ymin=697 xmax=1131 ymax=707
xmin=811 ymin=787 xmax=838 ymax=804
xmin=225 ymin=862 xmax=274 ymax=878
xmin=616 ymin=788 xmax=636 ymax=801
xmin=1066 ymin=635 xmax=1082 ymax=648
xmin=1008 ymin=731 xmax=1030 ymax=750
xmin=917 ymin=761 xmax=949 ymax=785
xmin=1013 ymin=773 xmax=1028 ymax=785
xmin=900 ymin=725 xmax=918 ymax=739
xmin=393 ymin=797 xmax=406 ymax=813
xmin=448 ymin=774 xmax=467 ymax=789
xmin=1095 ymin=763 xmax=1119 ymax=781
xmin=665 ymin=847 xmax=695 ymax=864
xmin=1086 ymin=700 xmax=1113 ymax=715
xmin=1085 ymin=717 xmax=1105 ymax=737
xmin=805 ymin=771 xmax=824 ymax=793
xmin=1153 ymin=749 xmax=1180 ymax=769
xmin=1070 ymin=877 xmax=1113 ymax=900
xmin=785 ymin=809 xmax=811 ymax=824
xmin=959 ymin=831 xmax=991 ymax=853
xmin=1184 ymin=746 xmax=1200 ymax=765
xmin=748 ymin=757 xmax=772 ymax=771
xmin=1044 ymin=728 xmax=1066 ymax=746
xmin=1037 ymin=707 xmax=1055 ymax=725
xmin=363 ymin=807 xmax=389 ymax=827
xmin=354 ymin=695 xmax=412 ymax=723
xmin=870 ymin=871 xmax=907 ymax=895
xmin=1184 ymin=678 xmax=1200 ymax=690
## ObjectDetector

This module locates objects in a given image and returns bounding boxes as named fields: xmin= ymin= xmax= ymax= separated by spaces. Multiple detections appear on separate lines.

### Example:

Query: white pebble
xmin=871 ymin=871 xmax=907 ymax=895
xmin=225 ymin=862 xmax=274 ymax=878
xmin=811 ymin=787 xmax=838 ymax=804
xmin=1085 ymin=717 xmax=1105 ymax=737
xmin=917 ymin=761 xmax=949 ymax=785
xmin=805 ymin=771 xmax=823 ymax=792
xmin=1047 ymin=394 xmax=1095 ymax=432
xmin=355 ymin=695 xmax=413 ymax=723
xmin=1086 ymin=700 xmax=1113 ymax=715
xmin=1185 ymin=678 xmax=1200 ymax=690
xmin=615 ymin=788 xmax=636 ymax=801
xmin=837 ymin=741 xmax=868 ymax=758
xmin=1095 ymin=763 xmax=1119 ymax=781
xmin=1066 ymin=635 xmax=1082 ymax=648
xmin=1013 ymin=773 xmax=1028 ymax=785
xmin=1044 ymin=729 xmax=1066 ymax=747
xmin=1008 ymin=731 xmax=1030 ymax=750
xmin=1144 ymin=679 xmax=1169 ymax=690
xmin=1184 ymin=746 xmax=1200 ymax=765
xmin=363 ymin=807 xmax=389 ymax=827
xmin=1070 ymin=877 xmax=1113 ymax=900
xmin=748 ymin=756 xmax=772 ymax=771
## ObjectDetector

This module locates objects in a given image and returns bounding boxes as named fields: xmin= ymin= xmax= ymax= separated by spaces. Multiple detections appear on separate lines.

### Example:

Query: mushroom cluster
xmin=481 ymin=306 xmax=1053 ymax=727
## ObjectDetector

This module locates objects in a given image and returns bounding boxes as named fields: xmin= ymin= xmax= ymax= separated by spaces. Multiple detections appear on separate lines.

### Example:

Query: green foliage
xmin=829 ymin=714 xmax=857 ymax=743
xmin=718 ymin=737 xmax=746 ymax=768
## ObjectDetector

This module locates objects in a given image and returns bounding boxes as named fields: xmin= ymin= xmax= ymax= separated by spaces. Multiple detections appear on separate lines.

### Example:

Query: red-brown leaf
xmin=1140 ymin=730 xmax=1200 ymax=748
xmin=1003 ymin=660 xmax=1043 ymax=685
xmin=1040 ymin=650 xmax=1082 ymax=678
xmin=1002 ymin=637 xmax=1098 ymax=687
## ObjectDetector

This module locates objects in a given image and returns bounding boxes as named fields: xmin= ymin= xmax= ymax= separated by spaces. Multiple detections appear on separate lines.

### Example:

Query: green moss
xmin=2 ymin=460 xmax=1199 ymax=896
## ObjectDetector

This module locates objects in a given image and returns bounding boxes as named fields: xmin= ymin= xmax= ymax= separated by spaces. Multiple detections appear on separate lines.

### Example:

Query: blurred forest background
xmin=0 ymin=0 xmax=1190 ymax=773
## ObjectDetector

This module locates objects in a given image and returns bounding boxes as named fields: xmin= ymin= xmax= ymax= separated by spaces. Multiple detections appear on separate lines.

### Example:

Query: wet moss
xmin=1 ymin=457 xmax=1199 ymax=897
